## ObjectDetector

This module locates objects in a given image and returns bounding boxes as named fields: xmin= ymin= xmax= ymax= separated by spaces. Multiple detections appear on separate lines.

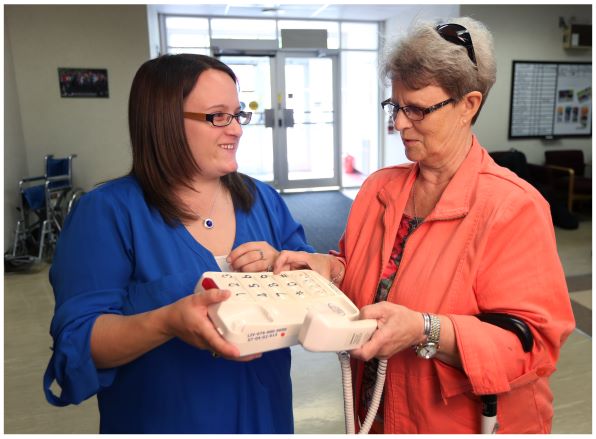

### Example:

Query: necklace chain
xmin=412 ymin=184 xmax=418 ymax=218
xmin=197 ymin=181 xmax=221 ymax=230
xmin=412 ymin=181 xmax=423 ymax=227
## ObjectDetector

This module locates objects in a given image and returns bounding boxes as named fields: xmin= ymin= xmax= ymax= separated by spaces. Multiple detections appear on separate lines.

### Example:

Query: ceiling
xmin=151 ymin=3 xmax=423 ymax=22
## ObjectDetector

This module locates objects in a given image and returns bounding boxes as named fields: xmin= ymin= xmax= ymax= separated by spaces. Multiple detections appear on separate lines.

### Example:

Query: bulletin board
xmin=508 ymin=61 xmax=591 ymax=139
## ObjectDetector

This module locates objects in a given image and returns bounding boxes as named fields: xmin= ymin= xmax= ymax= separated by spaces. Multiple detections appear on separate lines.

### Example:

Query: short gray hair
xmin=382 ymin=17 xmax=496 ymax=123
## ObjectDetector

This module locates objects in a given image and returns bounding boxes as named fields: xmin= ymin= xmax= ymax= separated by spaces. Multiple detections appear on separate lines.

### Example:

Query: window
xmin=341 ymin=22 xmax=379 ymax=49
xmin=164 ymin=16 xmax=209 ymax=53
xmin=211 ymin=18 xmax=277 ymax=40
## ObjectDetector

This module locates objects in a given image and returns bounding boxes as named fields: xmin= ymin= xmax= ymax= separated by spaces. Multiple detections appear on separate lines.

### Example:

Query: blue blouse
xmin=43 ymin=175 xmax=313 ymax=433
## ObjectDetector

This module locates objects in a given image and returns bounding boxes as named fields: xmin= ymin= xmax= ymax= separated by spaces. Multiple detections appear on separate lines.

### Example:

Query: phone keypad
xmin=210 ymin=271 xmax=338 ymax=303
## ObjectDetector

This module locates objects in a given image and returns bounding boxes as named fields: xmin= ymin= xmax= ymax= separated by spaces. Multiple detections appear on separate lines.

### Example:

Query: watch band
xmin=415 ymin=313 xmax=441 ymax=359
xmin=427 ymin=313 xmax=441 ymax=344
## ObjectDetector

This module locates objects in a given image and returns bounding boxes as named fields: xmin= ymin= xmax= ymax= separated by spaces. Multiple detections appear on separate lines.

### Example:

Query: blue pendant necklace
xmin=199 ymin=181 xmax=221 ymax=230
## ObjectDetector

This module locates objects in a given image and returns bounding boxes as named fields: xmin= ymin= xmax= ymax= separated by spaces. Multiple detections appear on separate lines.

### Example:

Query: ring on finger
xmin=258 ymin=250 xmax=265 ymax=260
xmin=266 ymin=264 xmax=273 ymax=272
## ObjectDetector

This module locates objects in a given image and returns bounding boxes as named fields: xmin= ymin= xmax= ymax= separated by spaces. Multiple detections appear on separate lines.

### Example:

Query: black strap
xmin=475 ymin=312 xmax=534 ymax=352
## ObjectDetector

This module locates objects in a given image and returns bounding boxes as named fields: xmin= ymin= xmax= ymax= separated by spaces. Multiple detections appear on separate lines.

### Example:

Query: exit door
xmin=219 ymin=51 xmax=339 ymax=190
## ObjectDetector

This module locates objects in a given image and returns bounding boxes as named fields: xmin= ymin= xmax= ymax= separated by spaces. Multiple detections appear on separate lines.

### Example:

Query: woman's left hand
xmin=349 ymin=302 xmax=425 ymax=361
xmin=227 ymin=241 xmax=279 ymax=272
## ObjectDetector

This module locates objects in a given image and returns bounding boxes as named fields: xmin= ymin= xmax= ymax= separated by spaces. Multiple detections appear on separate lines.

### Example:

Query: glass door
xmin=277 ymin=52 xmax=339 ymax=190
xmin=220 ymin=51 xmax=339 ymax=190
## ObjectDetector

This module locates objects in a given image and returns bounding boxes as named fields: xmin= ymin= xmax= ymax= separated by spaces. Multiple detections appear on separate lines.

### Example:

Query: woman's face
xmin=391 ymin=81 xmax=466 ymax=166
xmin=183 ymin=68 xmax=243 ymax=179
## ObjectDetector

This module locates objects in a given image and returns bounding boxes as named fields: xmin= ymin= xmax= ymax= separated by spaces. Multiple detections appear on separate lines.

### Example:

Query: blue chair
xmin=6 ymin=154 xmax=83 ymax=269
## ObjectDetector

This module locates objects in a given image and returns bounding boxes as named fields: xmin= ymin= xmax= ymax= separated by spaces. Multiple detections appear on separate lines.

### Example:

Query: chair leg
xmin=10 ymin=220 xmax=25 ymax=257
xmin=37 ymin=220 xmax=52 ymax=261
xmin=567 ymin=174 xmax=575 ymax=212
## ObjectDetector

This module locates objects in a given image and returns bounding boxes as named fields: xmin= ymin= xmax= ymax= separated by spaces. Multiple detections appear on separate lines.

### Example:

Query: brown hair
xmin=128 ymin=54 xmax=255 ymax=225
xmin=382 ymin=17 xmax=496 ymax=124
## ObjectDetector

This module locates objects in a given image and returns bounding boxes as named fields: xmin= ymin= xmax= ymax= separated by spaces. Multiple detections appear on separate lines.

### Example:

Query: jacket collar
xmin=377 ymin=135 xmax=484 ymax=222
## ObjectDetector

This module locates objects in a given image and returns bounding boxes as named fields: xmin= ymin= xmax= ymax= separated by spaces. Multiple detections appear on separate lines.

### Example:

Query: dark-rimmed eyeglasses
xmin=381 ymin=98 xmax=455 ymax=122
xmin=183 ymin=111 xmax=252 ymax=127
xmin=435 ymin=23 xmax=477 ymax=67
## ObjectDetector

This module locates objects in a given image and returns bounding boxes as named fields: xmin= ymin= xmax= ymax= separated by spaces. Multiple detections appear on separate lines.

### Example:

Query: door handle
xmin=264 ymin=109 xmax=275 ymax=128
xmin=283 ymin=109 xmax=295 ymax=128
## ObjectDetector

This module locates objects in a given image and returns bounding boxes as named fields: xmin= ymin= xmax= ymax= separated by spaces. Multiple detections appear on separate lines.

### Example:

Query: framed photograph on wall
xmin=58 ymin=68 xmax=109 ymax=98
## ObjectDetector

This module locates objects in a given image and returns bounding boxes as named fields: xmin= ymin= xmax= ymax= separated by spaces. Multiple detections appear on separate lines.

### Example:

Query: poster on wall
xmin=508 ymin=61 xmax=591 ymax=139
xmin=58 ymin=68 xmax=109 ymax=98
xmin=553 ymin=64 xmax=591 ymax=136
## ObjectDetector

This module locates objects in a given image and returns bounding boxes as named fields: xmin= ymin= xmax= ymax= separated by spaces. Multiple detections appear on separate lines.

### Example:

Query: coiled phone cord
xmin=338 ymin=351 xmax=387 ymax=434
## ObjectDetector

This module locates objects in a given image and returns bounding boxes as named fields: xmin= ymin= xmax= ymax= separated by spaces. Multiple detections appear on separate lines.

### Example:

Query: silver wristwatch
xmin=416 ymin=313 xmax=441 ymax=359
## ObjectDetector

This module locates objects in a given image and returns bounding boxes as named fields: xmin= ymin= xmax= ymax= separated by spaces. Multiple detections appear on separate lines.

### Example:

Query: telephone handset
xmin=195 ymin=269 xmax=385 ymax=434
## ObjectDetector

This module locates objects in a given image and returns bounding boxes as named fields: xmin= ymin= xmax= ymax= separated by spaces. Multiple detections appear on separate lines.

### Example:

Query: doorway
xmin=219 ymin=51 xmax=340 ymax=191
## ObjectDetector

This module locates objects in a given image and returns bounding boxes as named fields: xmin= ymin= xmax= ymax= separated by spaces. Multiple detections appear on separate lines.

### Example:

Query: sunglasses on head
xmin=435 ymin=23 xmax=477 ymax=67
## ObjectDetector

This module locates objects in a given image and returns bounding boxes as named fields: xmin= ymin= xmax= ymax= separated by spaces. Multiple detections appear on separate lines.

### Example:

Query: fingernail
xmin=202 ymin=277 xmax=218 ymax=290
xmin=225 ymin=257 xmax=231 ymax=263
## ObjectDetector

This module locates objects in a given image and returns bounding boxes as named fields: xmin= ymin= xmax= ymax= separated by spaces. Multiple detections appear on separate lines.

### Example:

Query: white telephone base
xmin=196 ymin=270 xmax=376 ymax=356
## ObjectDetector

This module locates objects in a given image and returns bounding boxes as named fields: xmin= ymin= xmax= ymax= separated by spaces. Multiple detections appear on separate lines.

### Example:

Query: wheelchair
xmin=5 ymin=154 xmax=85 ymax=271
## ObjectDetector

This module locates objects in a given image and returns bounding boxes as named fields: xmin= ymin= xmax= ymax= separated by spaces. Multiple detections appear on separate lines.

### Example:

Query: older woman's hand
xmin=349 ymin=302 xmax=425 ymax=362
xmin=227 ymin=241 xmax=279 ymax=272
xmin=273 ymin=250 xmax=340 ymax=281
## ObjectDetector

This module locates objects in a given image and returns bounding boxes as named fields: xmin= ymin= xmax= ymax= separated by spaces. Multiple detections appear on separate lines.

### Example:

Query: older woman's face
xmin=183 ymin=69 xmax=243 ymax=179
xmin=391 ymin=81 xmax=465 ymax=166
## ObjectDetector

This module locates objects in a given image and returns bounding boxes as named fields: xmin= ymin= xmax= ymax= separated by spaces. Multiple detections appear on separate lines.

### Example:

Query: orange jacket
xmin=338 ymin=137 xmax=575 ymax=433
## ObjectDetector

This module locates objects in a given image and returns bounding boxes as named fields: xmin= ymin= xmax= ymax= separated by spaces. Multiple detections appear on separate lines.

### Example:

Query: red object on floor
xmin=344 ymin=154 xmax=355 ymax=174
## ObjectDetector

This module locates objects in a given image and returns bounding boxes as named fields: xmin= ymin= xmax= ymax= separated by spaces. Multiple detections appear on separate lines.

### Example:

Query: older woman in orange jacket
xmin=274 ymin=17 xmax=575 ymax=433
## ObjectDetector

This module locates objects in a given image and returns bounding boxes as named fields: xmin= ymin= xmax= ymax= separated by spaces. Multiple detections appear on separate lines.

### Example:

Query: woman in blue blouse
xmin=43 ymin=54 xmax=313 ymax=433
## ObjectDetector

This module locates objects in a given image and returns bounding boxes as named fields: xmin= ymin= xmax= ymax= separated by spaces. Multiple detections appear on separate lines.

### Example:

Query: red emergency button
xmin=202 ymin=277 xmax=218 ymax=290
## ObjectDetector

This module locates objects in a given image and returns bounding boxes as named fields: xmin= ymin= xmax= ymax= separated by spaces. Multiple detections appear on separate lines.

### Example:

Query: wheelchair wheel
xmin=4 ymin=254 xmax=37 ymax=272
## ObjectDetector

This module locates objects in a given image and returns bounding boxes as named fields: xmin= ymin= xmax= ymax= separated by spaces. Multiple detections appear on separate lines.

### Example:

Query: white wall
xmin=4 ymin=5 xmax=150 ymax=251
xmin=463 ymin=4 xmax=592 ymax=165
xmin=4 ymin=23 xmax=29 ymax=249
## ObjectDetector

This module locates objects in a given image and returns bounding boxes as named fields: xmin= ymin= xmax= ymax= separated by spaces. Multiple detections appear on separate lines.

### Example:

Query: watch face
xmin=417 ymin=343 xmax=438 ymax=359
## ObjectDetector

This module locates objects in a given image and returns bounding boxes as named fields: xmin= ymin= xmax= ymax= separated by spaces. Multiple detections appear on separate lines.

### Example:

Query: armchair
xmin=489 ymin=149 xmax=579 ymax=229
xmin=544 ymin=150 xmax=591 ymax=212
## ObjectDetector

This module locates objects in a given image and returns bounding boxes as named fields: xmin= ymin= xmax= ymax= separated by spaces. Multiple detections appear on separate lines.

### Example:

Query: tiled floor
xmin=3 ymin=219 xmax=591 ymax=434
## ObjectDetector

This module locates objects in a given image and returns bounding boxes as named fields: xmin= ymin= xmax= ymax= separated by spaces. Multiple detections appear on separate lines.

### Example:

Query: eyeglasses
xmin=435 ymin=23 xmax=477 ymax=67
xmin=381 ymin=98 xmax=455 ymax=122
xmin=183 ymin=111 xmax=252 ymax=127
